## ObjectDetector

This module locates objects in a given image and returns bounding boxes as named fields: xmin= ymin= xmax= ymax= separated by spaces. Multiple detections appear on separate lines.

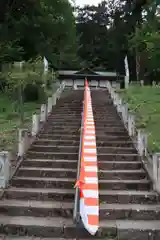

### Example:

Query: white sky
xmin=76 ymin=0 xmax=101 ymax=6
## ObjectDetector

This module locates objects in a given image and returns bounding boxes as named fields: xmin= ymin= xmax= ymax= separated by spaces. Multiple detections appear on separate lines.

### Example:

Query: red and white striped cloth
xmin=75 ymin=79 xmax=99 ymax=235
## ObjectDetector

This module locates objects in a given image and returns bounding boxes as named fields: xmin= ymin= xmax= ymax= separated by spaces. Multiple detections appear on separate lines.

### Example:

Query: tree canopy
xmin=0 ymin=0 xmax=77 ymax=68
xmin=0 ymin=0 xmax=159 ymax=83
xmin=76 ymin=0 xmax=160 ymax=82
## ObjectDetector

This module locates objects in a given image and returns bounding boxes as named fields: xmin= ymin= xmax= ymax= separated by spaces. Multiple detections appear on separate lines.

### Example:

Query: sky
xmin=76 ymin=0 xmax=101 ymax=6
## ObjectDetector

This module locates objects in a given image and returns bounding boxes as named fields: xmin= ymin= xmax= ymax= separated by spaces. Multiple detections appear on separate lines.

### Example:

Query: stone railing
xmin=106 ymin=81 xmax=160 ymax=194
xmin=0 ymin=81 xmax=66 ymax=189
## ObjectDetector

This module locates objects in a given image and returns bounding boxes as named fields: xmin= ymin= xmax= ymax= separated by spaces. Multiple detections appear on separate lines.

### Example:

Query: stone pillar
xmin=137 ymin=130 xmax=148 ymax=157
xmin=110 ymin=88 xmax=114 ymax=99
xmin=18 ymin=129 xmax=29 ymax=157
xmin=40 ymin=104 xmax=47 ymax=122
xmin=117 ymin=98 xmax=122 ymax=113
xmin=62 ymin=81 xmax=66 ymax=90
xmin=140 ymin=80 xmax=144 ymax=86
xmin=73 ymin=83 xmax=78 ymax=90
xmin=128 ymin=114 xmax=135 ymax=136
xmin=32 ymin=114 xmax=39 ymax=136
xmin=52 ymin=93 xmax=56 ymax=106
xmin=153 ymin=153 xmax=160 ymax=192
xmin=106 ymin=81 xmax=111 ymax=92
xmin=124 ymin=76 xmax=129 ymax=89
xmin=56 ymin=89 xmax=60 ymax=100
xmin=47 ymin=97 xmax=53 ymax=114
xmin=113 ymin=93 xmax=119 ymax=107
xmin=121 ymin=104 xmax=128 ymax=124
xmin=0 ymin=151 xmax=10 ymax=188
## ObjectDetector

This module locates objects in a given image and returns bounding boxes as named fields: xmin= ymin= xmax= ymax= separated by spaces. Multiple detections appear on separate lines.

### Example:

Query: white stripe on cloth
xmin=84 ymin=156 xmax=97 ymax=162
xmin=85 ymin=177 xmax=98 ymax=184
xmin=84 ymin=148 xmax=96 ymax=154
xmin=85 ymin=205 xmax=99 ymax=215
xmin=84 ymin=141 xmax=96 ymax=146
xmin=86 ymin=125 xmax=94 ymax=128
xmin=83 ymin=189 xmax=98 ymax=198
xmin=84 ymin=136 xmax=95 ymax=140
xmin=86 ymin=121 xmax=94 ymax=124
xmin=80 ymin=199 xmax=98 ymax=235
xmin=85 ymin=130 xmax=95 ymax=134
xmin=85 ymin=166 xmax=98 ymax=172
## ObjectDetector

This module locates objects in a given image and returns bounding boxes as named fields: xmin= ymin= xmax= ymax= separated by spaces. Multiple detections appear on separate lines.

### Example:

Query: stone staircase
xmin=0 ymin=89 xmax=160 ymax=240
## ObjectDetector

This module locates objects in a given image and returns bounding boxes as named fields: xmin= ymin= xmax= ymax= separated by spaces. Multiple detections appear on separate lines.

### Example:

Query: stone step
xmin=22 ymin=159 xmax=142 ymax=170
xmin=0 ymin=237 xmax=113 ymax=240
xmin=29 ymin=145 xmax=80 ymax=153
xmin=38 ymin=133 xmax=130 ymax=141
xmin=50 ymin=112 xmax=81 ymax=116
xmin=0 ymin=215 xmax=76 ymax=238
xmin=51 ymin=107 xmax=82 ymax=110
xmin=17 ymin=167 xmax=77 ymax=178
xmin=49 ymin=108 xmax=82 ymax=111
xmin=98 ymin=169 xmax=146 ymax=180
xmin=99 ymin=179 xmax=150 ymax=191
xmin=95 ymin=123 xmax=124 ymax=128
xmin=45 ymin=123 xmax=81 ymax=127
xmin=0 ymin=200 xmax=160 ymax=221
xmin=11 ymin=177 xmax=75 ymax=189
xmin=1 ymin=237 xmax=104 ymax=240
xmin=45 ymin=126 xmax=81 ymax=131
xmin=93 ymin=114 xmax=120 ymax=118
xmin=34 ymin=139 xmax=80 ymax=146
xmin=98 ymin=161 xmax=142 ymax=170
xmin=97 ymin=135 xmax=130 ymax=140
xmin=40 ymin=130 xmax=129 ymax=137
xmin=11 ymin=176 xmax=150 ymax=190
xmin=98 ymin=146 xmax=137 ymax=154
xmin=51 ymin=106 xmax=82 ymax=109
xmin=26 ymin=152 xmax=140 ymax=161
xmin=45 ymin=126 xmax=126 ymax=132
xmin=0 ymin=200 xmax=73 ymax=218
xmin=22 ymin=159 xmax=78 ymax=168
xmin=47 ymin=117 xmax=81 ymax=121
xmin=47 ymin=118 xmax=122 ymax=125
xmin=29 ymin=144 xmax=137 ymax=154
xmin=100 ymin=203 xmax=160 ymax=220
xmin=48 ymin=111 xmax=117 ymax=115
xmin=47 ymin=114 xmax=82 ymax=118
xmin=29 ymin=145 xmax=137 ymax=154
xmin=97 ymin=141 xmax=134 ymax=148
xmin=4 ymin=188 xmax=158 ymax=204
xmin=95 ymin=120 xmax=123 ymax=124
xmin=34 ymin=139 xmax=134 ymax=148
xmin=26 ymin=151 xmax=78 ymax=160
xmin=97 ymin=153 xmax=140 ymax=162
xmin=93 ymin=115 xmax=121 ymax=119
xmin=4 ymin=188 xmax=75 ymax=202
xmin=39 ymin=129 xmax=81 ymax=135
xmin=95 ymin=130 xmax=128 ymax=136
xmin=0 ymin=215 xmax=160 ymax=239
xmin=47 ymin=117 xmax=82 ymax=121
xmin=38 ymin=134 xmax=80 ymax=141
xmin=17 ymin=167 xmax=145 ymax=180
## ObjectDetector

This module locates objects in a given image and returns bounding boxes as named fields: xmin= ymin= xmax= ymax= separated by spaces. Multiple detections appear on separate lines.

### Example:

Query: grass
xmin=119 ymin=85 xmax=160 ymax=152
xmin=0 ymin=80 xmax=59 ymax=152
xmin=0 ymin=93 xmax=42 ymax=151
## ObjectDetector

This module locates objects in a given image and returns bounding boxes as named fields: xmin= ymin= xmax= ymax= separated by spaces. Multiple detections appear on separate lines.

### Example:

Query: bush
xmin=24 ymin=83 xmax=46 ymax=102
